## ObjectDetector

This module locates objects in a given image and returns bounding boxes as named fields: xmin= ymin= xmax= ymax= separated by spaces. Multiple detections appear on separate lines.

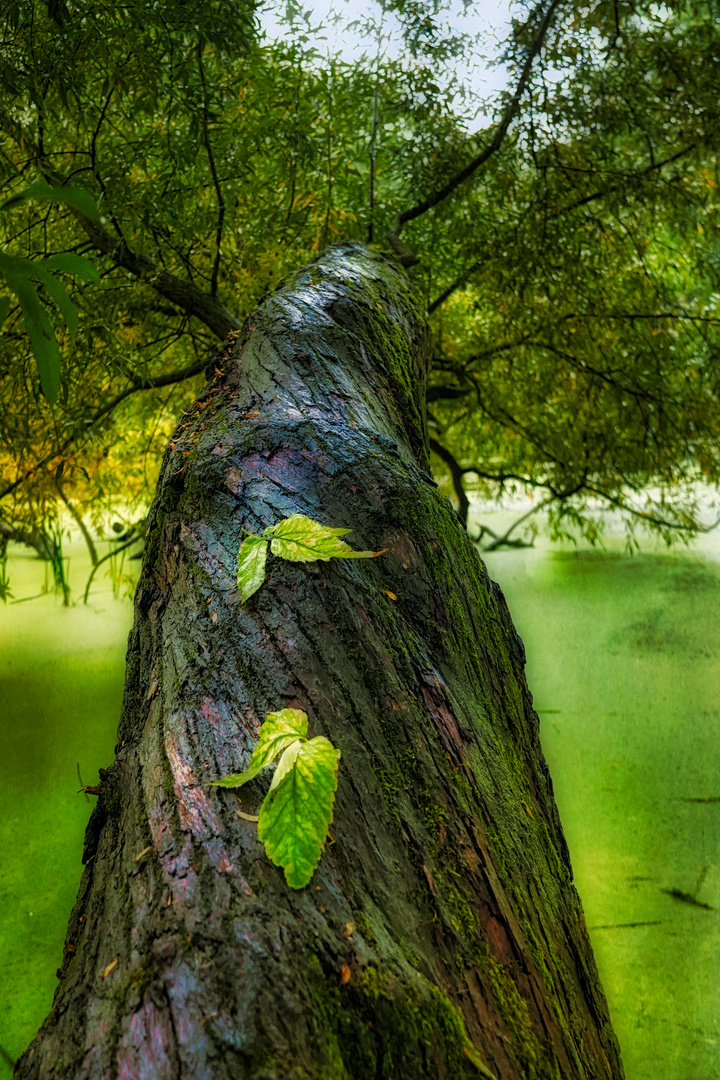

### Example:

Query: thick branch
xmin=66 ymin=213 xmax=240 ymax=338
xmin=0 ymin=516 xmax=52 ymax=559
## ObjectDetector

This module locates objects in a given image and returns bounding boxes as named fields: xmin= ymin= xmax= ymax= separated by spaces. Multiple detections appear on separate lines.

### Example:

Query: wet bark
xmin=16 ymin=243 xmax=624 ymax=1080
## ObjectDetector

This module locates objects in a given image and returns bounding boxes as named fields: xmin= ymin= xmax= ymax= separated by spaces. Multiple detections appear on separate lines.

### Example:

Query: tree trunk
xmin=16 ymin=243 xmax=624 ymax=1080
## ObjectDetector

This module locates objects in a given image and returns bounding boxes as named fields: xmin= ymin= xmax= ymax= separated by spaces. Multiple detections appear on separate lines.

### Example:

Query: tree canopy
xmin=1 ymin=0 xmax=719 ymax=552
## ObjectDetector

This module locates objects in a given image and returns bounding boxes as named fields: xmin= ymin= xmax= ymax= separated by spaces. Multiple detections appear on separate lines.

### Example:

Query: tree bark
xmin=16 ymin=243 xmax=624 ymax=1080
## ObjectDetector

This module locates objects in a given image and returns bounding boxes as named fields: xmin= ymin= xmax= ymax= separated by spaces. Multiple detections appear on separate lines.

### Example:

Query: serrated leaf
xmin=266 ymin=514 xmax=382 ymax=563
xmin=4 ymin=271 xmax=61 ymax=403
xmin=237 ymin=533 xmax=267 ymax=601
xmin=0 ymin=182 xmax=100 ymax=221
xmin=258 ymin=735 xmax=340 ymax=889
xmin=211 ymin=709 xmax=308 ymax=789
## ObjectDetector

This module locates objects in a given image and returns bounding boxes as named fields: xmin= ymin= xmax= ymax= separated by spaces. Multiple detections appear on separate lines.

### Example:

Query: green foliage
xmin=0 ymin=185 xmax=99 ymax=403
xmin=0 ymin=183 xmax=100 ymax=220
xmin=210 ymin=707 xmax=308 ymax=788
xmin=236 ymin=534 xmax=268 ymax=604
xmin=212 ymin=708 xmax=340 ymax=889
xmin=1 ymin=0 xmax=720 ymax=546
xmin=258 ymin=733 xmax=340 ymax=889
xmin=237 ymin=515 xmax=383 ymax=601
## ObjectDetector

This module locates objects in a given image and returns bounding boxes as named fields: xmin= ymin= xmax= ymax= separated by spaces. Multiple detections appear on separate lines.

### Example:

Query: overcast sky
xmin=258 ymin=0 xmax=514 ymax=122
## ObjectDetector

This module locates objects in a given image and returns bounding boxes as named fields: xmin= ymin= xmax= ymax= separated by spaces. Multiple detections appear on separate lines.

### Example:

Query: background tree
xmin=1 ymin=0 xmax=719 ymax=558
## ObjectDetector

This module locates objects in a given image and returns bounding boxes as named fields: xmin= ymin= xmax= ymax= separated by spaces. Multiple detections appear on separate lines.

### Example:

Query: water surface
xmin=1 ymin=531 xmax=718 ymax=1077
xmin=0 ymin=542 xmax=135 ymax=1069
xmin=484 ymin=540 xmax=720 ymax=1080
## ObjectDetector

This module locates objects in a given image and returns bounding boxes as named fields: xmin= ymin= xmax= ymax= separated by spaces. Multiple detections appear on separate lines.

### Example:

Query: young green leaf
xmin=237 ymin=533 xmax=268 ymax=601
xmin=258 ymin=735 xmax=340 ymax=889
xmin=265 ymin=514 xmax=382 ymax=563
xmin=210 ymin=708 xmax=308 ymax=789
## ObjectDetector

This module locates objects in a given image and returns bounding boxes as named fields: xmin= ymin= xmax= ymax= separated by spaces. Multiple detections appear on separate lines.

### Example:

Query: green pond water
xmin=1 ymin=529 xmax=718 ymax=1078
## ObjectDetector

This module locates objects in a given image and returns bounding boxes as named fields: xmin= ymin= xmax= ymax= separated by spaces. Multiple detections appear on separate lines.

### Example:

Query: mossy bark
xmin=15 ymin=243 xmax=624 ymax=1080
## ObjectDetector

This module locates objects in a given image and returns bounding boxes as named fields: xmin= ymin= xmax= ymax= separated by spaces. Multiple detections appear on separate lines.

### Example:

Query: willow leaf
xmin=4 ymin=271 xmax=61 ymax=403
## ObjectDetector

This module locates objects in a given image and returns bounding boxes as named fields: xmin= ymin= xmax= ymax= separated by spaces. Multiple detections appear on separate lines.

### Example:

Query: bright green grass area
xmin=0 ymin=527 xmax=718 ymax=1078
xmin=0 ymin=541 xmax=136 ymax=1073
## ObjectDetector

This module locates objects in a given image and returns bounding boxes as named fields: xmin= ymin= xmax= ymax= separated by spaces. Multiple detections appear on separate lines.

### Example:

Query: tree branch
xmin=388 ymin=0 xmax=563 ymax=246
xmin=426 ymin=385 xmax=471 ymax=403
xmin=197 ymin=40 xmax=225 ymax=297
xmin=0 ymin=356 xmax=210 ymax=504
xmin=426 ymin=145 xmax=697 ymax=314
xmin=56 ymin=482 xmax=98 ymax=565
xmin=0 ymin=112 xmax=241 ymax=339
xmin=478 ymin=497 xmax=553 ymax=551
xmin=428 ymin=437 xmax=470 ymax=526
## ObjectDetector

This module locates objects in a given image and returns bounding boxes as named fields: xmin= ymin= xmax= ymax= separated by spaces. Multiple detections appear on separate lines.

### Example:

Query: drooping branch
xmin=388 ymin=0 xmax=563 ymax=251
xmin=0 ymin=112 xmax=241 ymax=339
xmin=56 ymin=482 xmax=98 ymax=565
xmin=428 ymin=437 xmax=470 ymax=526
xmin=428 ymin=434 xmax=715 ymax=539
xmin=426 ymin=145 xmax=697 ymax=314
xmin=477 ymin=499 xmax=552 ymax=552
xmin=83 ymin=533 xmax=143 ymax=604
xmin=0 ymin=515 xmax=53 ymax=559
xmin=0 ymin=355 xmax=211 ymax=504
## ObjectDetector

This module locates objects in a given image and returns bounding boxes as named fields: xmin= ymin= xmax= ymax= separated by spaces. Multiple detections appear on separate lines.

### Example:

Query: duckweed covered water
xmin=1 ymin=530 xmax=718 ymax=1078
xmin=0 ymin=540 xmax=136 ymax=1072
xmin=483 ymin=539 xmax=720 ymax=1080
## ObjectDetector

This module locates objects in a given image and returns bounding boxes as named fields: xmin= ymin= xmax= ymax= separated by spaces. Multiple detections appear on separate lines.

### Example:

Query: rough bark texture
xmin=16 ymin=243 xmax=624 ymax=1080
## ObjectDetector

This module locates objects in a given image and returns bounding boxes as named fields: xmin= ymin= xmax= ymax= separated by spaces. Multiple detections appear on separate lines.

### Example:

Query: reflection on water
xmin=1 ymin=530 xmax=718 ymax=1078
